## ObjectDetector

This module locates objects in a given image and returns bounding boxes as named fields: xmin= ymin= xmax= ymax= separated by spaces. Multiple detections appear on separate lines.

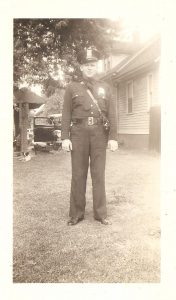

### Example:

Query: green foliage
xmin=14 ymin=18 xmax=121 ymax=87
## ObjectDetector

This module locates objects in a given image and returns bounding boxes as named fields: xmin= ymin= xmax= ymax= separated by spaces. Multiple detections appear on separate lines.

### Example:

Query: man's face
xmin=80 ymin=61 xmax=97 ymax=79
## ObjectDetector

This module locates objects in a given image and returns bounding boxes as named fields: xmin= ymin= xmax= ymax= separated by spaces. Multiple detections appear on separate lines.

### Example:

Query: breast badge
xmin=98 ymin=87 xmax=105 ymax=98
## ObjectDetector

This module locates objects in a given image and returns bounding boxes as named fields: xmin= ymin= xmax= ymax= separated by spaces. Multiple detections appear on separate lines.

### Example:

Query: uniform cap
xmin=77 ymin=47 xmax=99 ymax=64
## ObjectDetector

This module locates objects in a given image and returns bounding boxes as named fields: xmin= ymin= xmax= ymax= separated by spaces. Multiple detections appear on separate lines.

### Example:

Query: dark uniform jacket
xmin=61 ymin=79 xmax=117 ymax=141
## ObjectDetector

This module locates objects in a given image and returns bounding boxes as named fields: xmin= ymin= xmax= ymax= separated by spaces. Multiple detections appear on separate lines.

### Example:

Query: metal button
xmin=91 ymin=112 xmax=93 ymax=115
xmin=91 ymin=104 xmax=93 ymax=107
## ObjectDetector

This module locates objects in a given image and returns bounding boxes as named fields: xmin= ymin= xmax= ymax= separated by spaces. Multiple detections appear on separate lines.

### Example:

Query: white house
xmin=101 ymin=34 xmax=161 ymax=151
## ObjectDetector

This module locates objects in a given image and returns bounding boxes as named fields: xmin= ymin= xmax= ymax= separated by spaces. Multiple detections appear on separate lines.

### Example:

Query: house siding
xmin=117 ymin=68 xmax=159 ymax=135
xmin=118 ymin=75 xmax=149 ymax=134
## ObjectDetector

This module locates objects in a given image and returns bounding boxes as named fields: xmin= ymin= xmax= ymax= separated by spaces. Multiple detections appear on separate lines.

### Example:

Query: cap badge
xmin=87 ymin=49 xmax=92 ymax=59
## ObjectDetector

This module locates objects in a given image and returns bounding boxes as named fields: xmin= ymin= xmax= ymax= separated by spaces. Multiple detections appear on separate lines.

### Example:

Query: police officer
xmin=62 ymin=47 xmax=118 ymax=225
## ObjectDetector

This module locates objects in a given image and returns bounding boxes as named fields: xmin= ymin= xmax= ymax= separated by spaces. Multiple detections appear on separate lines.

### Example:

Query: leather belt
xmin=72 ymin=117 xmax=103 ymax=126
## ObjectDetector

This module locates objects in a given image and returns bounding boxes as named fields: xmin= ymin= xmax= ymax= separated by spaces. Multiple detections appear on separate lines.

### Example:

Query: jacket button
xmin=91 ymin=112 xmax=93 ymax=115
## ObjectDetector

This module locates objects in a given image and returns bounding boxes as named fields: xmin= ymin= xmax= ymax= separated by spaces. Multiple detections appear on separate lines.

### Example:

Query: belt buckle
xmin=88 ymin=117 xmax=94 ymax=126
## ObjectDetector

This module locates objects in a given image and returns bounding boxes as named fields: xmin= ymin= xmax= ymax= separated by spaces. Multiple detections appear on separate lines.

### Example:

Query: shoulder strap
xmin=86 ymin=88 xmax=102 ymax=116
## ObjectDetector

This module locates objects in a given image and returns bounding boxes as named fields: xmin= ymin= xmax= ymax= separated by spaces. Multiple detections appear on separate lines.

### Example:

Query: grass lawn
xmin=13 ymin=149 xmax=160 ymax=283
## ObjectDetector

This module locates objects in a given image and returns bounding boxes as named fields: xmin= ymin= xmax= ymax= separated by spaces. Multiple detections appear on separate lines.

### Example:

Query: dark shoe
xmin=67 ymin=217 xmax=84 ymax=226
xmin=96 ymin=218 xmax=111 ymax=225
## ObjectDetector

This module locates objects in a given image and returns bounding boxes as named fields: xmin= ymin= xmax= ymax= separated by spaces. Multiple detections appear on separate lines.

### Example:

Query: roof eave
xmin=113 ymin=61 xmax=160 ymax=83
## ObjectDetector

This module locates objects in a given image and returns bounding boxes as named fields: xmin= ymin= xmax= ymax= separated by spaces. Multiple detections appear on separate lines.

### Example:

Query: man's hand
xmin=108 ymin=140 xmax=118 ymax=152
xmin=62 ymin=139 xmax=72 ymax=151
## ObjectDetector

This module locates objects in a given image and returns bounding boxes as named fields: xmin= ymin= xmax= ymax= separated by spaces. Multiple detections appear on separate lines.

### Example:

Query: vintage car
xmin=33 ymin=114 xmax=62 ymax=153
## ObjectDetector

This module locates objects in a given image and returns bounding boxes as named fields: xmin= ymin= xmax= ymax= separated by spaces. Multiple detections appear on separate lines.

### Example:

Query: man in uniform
xmin=61 ymin=47 xmax=118 ymax=225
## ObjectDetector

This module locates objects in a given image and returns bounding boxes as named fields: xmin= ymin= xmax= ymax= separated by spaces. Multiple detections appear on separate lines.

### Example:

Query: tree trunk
xmin=20 ymin=102 xmax=29 ymax=153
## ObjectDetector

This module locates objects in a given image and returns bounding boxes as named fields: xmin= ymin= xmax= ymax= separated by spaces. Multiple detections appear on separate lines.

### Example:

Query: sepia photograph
xmin=13 ymin=17 xmax=161 ymax=283
xmin=1 ymin=0 xmax=176 ymax=299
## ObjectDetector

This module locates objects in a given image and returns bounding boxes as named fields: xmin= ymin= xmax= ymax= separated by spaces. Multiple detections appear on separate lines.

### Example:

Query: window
xmin=127 ymin=81 xmax=133 ymax=113
xmin=147 ymin=73 xmax=153 ymax=109
xmin=34 ymin=117 xmax=53 ymax=126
